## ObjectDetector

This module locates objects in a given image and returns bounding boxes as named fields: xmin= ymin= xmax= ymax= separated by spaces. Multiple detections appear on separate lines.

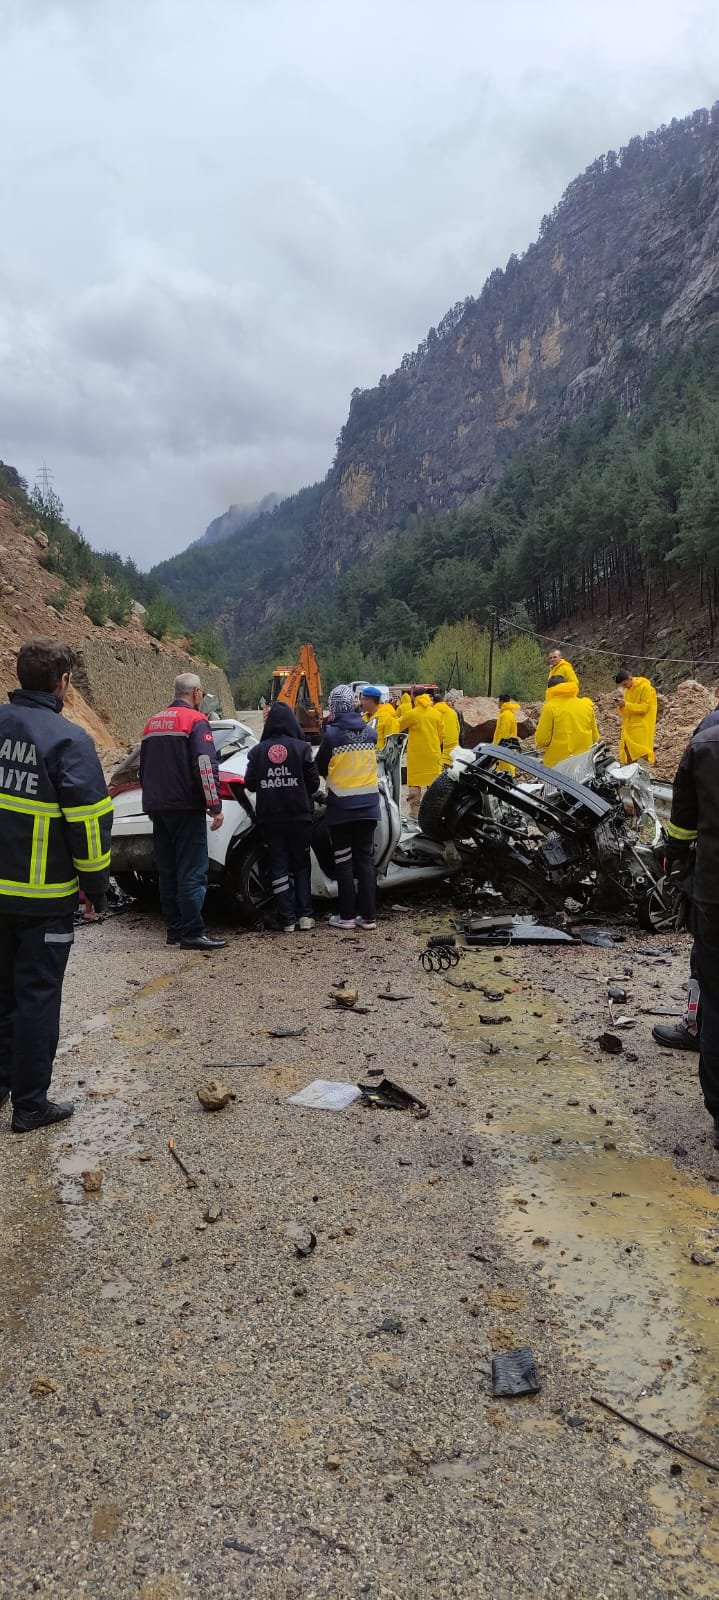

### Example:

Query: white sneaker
xmin=355 ymin=917 xmax=377 ymax=930
xmin=298 ymin=916 xmax=315 ymax=931
xmin=281 ymin=923 xmax=296 ymax=933
xmin=328 ymin=915 xmax=356 ymax=930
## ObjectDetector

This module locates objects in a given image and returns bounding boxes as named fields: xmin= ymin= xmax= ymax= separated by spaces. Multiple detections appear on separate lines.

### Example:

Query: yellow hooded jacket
xmin=362 ymin=700 xmax=399 ymax=750
xmin=547 ymin=657 xmax=579 ymax=691
xmin=492 ymin=699 xmax=521 ymax=774
xmin=433 ymin=700 xmax=461 ymax=767
xmin=398 ymin=693 xmax=443 ymax=787
xmin=619 ymin=676 xmax=657 ymax=764
xmin=535 ymin=683 xmax=599 ymax=767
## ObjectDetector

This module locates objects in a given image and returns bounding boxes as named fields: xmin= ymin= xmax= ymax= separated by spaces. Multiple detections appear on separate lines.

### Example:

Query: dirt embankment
xmin=0 ymin=497 xmax=235 ymax=751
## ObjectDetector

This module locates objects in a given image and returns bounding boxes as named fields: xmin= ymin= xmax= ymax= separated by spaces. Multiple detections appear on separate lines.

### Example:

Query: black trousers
xmin=151 ymin=811 xmax=208 ymax=941
xmin=693 ymin=902 xmax=719 ymax=1117
xmin=330 ymin=820 xmax=377 ymax=921
xmin=0 ymin=913 xmax=74 ymax=1112
xmin=261 ymin=820 xmax=313 ymax=927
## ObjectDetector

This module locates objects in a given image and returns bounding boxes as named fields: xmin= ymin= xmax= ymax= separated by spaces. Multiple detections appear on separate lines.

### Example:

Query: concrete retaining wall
xmin=74 ymin=639 xmax=236 ymax=745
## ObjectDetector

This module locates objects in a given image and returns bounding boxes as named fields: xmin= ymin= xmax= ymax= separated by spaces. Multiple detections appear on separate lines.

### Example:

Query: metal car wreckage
xmin=110 ymin=718 xmax=681 ymax=931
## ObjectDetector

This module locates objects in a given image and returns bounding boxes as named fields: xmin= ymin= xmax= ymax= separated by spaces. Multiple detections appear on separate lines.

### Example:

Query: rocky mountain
xmin=194 ymin=493 xmax=280 ymax=548
xmin=155 ymin=104 xmax=719 ymax=640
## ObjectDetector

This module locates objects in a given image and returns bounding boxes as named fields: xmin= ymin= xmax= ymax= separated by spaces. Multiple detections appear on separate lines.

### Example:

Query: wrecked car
xmin=418 ymin=741 xmax=682 ymax=931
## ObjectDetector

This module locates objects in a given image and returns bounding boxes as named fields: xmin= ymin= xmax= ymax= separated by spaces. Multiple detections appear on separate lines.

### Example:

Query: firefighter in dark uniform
xmin=667 ymin=714 xmax=719 ymax=1148
xmin=0 ymin=638 xmax=112 ymax=1132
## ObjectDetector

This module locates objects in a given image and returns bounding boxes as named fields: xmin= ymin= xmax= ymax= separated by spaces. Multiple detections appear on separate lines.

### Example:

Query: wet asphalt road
xmin=1 ymin=901 xmax=718 ymax=1599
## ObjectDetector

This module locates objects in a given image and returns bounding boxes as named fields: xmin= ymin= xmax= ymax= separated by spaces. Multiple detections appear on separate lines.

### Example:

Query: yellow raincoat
xmin=433 ymin=700 xmax=461 ymax=766
xmin=619 ymin=676 xmax=657 ymax=764
xmin=492 ymin=699 xmax=521 ymax=774
xmin=398 ymin=692 xmax=412 ymax=717
xmin=398 ymin=693 xmax=443 ymax=787
xmin=363 ymin=701 xmax=399 ymax=750
xmin=535 ymin=683 xmax=599 ymax=768
xmin=547 ymin=657 xmax=579 ymax=691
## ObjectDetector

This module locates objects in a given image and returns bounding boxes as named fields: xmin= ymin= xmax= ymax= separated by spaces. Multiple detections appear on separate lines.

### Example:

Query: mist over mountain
xmin=153 ymin=104 xmax=719 ymax=663
xmin=193 ymin=494 xmax=281 ymax=549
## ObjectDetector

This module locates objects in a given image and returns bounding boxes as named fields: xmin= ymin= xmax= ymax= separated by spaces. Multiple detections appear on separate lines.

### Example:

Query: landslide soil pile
xmin=594 ymin=678 xmax=715 ymax=778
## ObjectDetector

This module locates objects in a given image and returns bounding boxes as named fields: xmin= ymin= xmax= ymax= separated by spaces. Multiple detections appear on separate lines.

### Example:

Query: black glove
xmin=90 ymin=893 xmax=107 ymax=915
xmin=662 ymin=837 xmax=693 ymax=874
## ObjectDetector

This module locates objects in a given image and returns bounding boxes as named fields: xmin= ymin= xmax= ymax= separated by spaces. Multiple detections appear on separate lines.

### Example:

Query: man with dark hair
xmin=615 ymin=668 xmax=657 ymax=764
xmin=140 ymin=672 xmax=227 ymax=951
xmin=0 ymin=637 xmax=112 ymax=1131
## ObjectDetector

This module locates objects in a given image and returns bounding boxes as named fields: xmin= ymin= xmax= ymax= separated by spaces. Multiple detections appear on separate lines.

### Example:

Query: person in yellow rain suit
xmin=360 ymin=685 xmax=398 ymax=750
xmin=492 ymin=693 xmax=522 ymax=774
xmin=398 ymin=692 xmax=442 ymax=817
xmin=432 ymin=691 xmax=461 ymax=767
xmin=398 ymin=690 xmax=412 ymax=718
xmin=547 ymin=647 xmax=579 ymax=691
xmin=535 ymin=678 xmax=599 ymax=768
xmin=615 ymin=669 xmax=658 ymax=764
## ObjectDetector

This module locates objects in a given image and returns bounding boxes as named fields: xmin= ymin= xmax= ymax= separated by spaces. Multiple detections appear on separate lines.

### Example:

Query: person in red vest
xmin=140 ymin=673 xmax=227 ymax=951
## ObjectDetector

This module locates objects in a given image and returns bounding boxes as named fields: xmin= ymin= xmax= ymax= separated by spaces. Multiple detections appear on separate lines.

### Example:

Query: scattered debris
xmin=376 ymin=990 xmax=412 ymax=1001
xmin=690 ymin=1251 xmax=715 ymax=1267
xmin=491 ymin=1347 xmax=541 ymax=1397
xmin=598 ymin=1033 xmax=623 ymax=1055
xmin=223 ymin=1538 xmax=255 ymax=1554
xmin=269 ymin=1025 xmax=307 ymax=1038
xmin=330 ymin=987 xmax=359 ymax=1009
xmin=167 ymin=1138 xmax=198 ymax=1189
xmin=202 ymin=1059 xmax=267 ymax=1070
xmin=197 ymin=1079 xmax=236 ymax=1111
xmin=607 ymin=985 xmax=627 ymax=1004
xmin=369 ymin=1315 xmax=406 ymax=1337
xmin=478 ymin=1013 xmax=511 ymax=1025
xmin=203 ymin=1205 xmax=222 ymax=1224
xmin=357 ymin=1077 xmax=427 ymax=1113
xmin=591 ymin=1394 xmax=719 ymax=1472
xmin=29 ymin=1376 xmax=57 ymax=1397
xmin=288 ymin=1080 xmax=363 ymax=1111
xmin=80 ymin=1170 xmax=103 ymax=1193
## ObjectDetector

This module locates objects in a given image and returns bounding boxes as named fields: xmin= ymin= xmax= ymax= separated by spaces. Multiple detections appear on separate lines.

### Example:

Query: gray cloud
xmin=1 ymin=0 xmax=719 ymax=562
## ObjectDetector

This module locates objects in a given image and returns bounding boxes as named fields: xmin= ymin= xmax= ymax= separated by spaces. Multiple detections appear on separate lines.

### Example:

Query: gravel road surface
xmin=1 ymin=900 xmax=718 ymax=1599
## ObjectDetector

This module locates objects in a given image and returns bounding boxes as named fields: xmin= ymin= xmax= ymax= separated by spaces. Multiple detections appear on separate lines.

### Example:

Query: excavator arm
xmin=274 ymin=643 xmax=324 ymax=739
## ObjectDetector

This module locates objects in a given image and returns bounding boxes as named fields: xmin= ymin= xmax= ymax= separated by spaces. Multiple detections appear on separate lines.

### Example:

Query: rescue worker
xmin=535 ymin=677 xmax=600 ymax=768
xmin=398 ymin=690 xmax=412 ymax=718
xmin=140 ymin=672 xmax=227 ymax=951
xmin=398 ymin=692 xmax=443 ymax=817
xmin=360 ymin=685 xmax=399 ymax=750
xmin=616 ymin=669 xmax=657 ymax=764
xmin=547 ymin=647 xmax=579 ymax=690
xmin=492 ymin=693 xmax=522 ymax=774
xmin=666 ymin=715 xmax=719 ymax=1146
xmin=432 ymin=691 xmax=461 ymax=768
xmin=244 ymin=702 xmax=320 ymax=932
xmin=0 ymin=638 xmax=112 ymax=1132
xmin=653 ymin=689 xmax=719 ymax=1053
xmin=316 ymin=684 xmax=379 ymax=930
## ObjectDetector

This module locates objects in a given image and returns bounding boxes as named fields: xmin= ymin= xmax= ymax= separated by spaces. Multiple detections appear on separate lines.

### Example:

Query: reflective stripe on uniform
xmin=0 ymin=877 xmax=77 ymax=899
xmin=667 ymin=822 xmax=698 ymax=841
xmin=63 ymin=798 xmax=114 ymax=822
xmin=30 ymin=814 xmax=50 ymax=887
xmin=72 ymin=852 xmax=112 ymax=872
xmin=0 ymin=794 xmax=61 ymax=817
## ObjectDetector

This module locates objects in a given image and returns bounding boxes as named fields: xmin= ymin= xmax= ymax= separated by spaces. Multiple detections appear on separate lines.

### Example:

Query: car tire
xmin=223 ymin=835 xmax=273 ymax=923
xmin=637 ymin=882 xmax=678 ymax=934
xmin=418 ymin=772 xmax=459 ymax=839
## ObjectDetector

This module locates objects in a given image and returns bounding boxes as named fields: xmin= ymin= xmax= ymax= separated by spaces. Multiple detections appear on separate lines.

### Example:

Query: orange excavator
xmin=269 ymin=643 xmax=324 ymax=741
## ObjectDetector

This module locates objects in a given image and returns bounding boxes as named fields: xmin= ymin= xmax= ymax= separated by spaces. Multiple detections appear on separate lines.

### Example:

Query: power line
xmin=498 ymin=614 xmax=719 ymax=672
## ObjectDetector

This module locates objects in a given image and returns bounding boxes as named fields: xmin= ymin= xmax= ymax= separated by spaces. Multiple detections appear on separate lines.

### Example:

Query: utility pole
xmin=487 ymin=610 xmax=496 ymax=696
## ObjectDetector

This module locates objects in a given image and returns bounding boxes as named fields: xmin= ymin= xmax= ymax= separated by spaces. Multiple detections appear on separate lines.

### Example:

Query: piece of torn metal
xmin=491 ymin=1347 xmax=541 ymax=1397
xmin=357 ymin=1077 xmax=427 ymax=1112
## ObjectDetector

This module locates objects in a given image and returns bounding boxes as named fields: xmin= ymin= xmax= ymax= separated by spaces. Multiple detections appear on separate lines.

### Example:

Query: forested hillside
xmin=155 ymin=104 xmax=719 ymax=681
xmin=233 ymin=331 xmax=719 ymax=700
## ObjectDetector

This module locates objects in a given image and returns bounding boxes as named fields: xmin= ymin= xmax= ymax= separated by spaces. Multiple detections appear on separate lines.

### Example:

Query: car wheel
xmin=223 ymin=836 xmax=273 ymax=923
xmin=637 ymin=881 xmax=679 ymax=934
xmin=417 ymin=772 xmax=459 ymax=839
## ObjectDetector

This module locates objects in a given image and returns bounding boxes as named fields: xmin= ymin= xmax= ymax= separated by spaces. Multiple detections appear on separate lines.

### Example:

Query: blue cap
xmin=361 ymin=684 xmax=381 ymax=700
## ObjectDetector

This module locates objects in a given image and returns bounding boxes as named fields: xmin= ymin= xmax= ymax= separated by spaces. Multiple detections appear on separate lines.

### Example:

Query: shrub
xmin=84 ymin=584 xmax=109 ymax=626
xmin=145 ymin=595 xmax=182 ymax=640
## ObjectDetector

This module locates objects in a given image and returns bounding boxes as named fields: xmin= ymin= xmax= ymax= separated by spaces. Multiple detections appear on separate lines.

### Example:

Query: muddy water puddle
xmin=440 ymin=941 xmax=719 ymax=1584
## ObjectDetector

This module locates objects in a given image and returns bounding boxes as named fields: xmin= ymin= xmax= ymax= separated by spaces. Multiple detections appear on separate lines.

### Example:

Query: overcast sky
xmin=1 ymin=0 xmax=718 ymax=567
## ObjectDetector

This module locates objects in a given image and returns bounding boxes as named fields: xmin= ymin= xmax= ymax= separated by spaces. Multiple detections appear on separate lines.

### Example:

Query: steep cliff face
xmin=305 ymin=108 xmax=719 ymax=583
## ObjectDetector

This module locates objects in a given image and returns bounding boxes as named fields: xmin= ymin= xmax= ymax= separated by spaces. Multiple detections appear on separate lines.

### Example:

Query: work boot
xmin=12 ymin=1100 xmax=75 ymax=1133
xmin=652 ymin=1023 xmax=700 ymax=1052
xmin=179 ymin=935 xmax=228 ymax=951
